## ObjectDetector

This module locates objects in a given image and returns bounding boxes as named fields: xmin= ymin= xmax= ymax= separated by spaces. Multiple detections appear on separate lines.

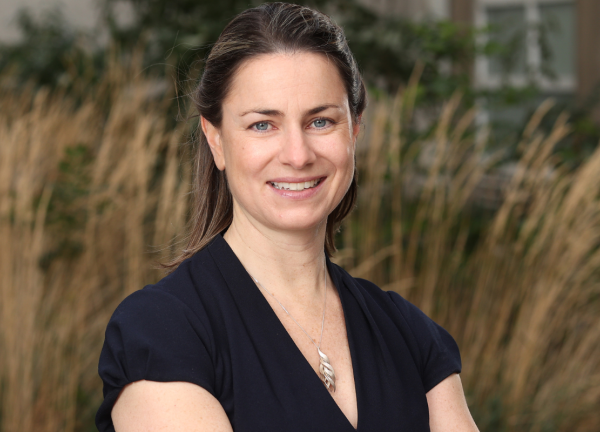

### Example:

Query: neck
xmin=223 ymin=207 xmax=328 ymax=305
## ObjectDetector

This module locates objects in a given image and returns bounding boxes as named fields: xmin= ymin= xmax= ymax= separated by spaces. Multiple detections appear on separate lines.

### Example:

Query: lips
xmin=269 ymin=178 xmax=322 ymax=191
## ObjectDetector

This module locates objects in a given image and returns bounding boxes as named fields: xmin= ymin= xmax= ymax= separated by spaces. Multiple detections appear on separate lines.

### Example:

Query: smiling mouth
xmin=269 ymin=178 xmax=323 ymax=191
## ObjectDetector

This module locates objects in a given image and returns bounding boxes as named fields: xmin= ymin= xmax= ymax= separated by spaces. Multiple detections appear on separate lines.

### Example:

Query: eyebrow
xmin=239 ymin=104 xmax=341 ymax=117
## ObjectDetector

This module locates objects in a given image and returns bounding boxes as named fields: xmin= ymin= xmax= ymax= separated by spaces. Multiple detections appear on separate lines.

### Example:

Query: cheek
xmin=221 ymin=139 xmax=273 ymax=196
xmin=222 ymin=138 xmax=252 ymax=174
xmin=337 ymin=143 xmax=355 ymax=177
xmin=327 ymin=141 xmax=355 ymax=196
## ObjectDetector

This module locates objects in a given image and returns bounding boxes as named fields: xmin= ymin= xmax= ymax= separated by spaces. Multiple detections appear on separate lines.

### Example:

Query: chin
xmin=266 ymin=213 xmax=328 ymax=234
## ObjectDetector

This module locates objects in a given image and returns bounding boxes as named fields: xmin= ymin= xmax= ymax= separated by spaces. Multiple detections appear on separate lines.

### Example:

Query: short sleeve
xmin=387 ymin=291 xmax=462 ymax=393
xmin=95 ymin=287 xmax=216 ymax=432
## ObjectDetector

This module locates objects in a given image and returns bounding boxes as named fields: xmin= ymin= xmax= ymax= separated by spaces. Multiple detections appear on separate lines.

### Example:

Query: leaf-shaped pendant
xmin=318 ymin=348 xmax=336 ymax=392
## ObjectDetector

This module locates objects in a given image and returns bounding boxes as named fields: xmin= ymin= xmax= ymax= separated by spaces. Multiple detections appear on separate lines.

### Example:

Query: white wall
xmin=0 ymin=0 xmax=101 ymax=42
xmin=358 ymin=0 xmax=450 ymax=19
xmin=0 ymin=0 xmax=451 ymax=43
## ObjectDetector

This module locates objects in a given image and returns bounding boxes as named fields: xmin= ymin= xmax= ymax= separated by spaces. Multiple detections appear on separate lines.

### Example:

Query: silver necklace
xmin=250 ymin=261 xmax=336 ymax=393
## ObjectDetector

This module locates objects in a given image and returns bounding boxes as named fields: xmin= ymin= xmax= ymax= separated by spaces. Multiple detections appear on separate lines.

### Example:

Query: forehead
xmin=223 ymin=52 xmax=349 ymax=113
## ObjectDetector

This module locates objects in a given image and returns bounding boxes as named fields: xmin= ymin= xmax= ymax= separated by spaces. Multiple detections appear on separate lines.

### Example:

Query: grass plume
xmin=0 ymin=58 xmax=598 ymax=431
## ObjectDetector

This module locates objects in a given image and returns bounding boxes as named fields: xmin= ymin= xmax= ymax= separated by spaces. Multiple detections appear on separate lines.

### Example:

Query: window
xmin=475 ymin=0 xmax=576 ymax=92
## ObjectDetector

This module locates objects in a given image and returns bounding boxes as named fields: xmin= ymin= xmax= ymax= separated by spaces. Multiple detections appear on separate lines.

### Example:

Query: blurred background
xmin=1 ymin=0 xmax=599 ymax=431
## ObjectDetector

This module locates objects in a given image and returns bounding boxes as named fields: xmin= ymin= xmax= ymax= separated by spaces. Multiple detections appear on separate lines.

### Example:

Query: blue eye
xmin=254 ymin=122 xmax=269 ymax=131
xmin=313 ymin=119 xmax=328 ymax=128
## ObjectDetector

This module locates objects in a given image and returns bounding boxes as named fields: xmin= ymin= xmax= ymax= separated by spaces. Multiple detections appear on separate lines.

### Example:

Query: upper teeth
xmin=271 ymin=179 xmax=320 ymax=190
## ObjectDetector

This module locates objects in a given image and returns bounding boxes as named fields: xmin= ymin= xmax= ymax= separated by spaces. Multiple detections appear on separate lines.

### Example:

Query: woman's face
xmin=203 ymin=52 xmax=360 ymax=236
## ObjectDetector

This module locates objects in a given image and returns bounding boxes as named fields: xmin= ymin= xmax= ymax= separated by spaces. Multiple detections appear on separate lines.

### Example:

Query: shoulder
xmin=99 ymin=253 xmax=223 ymax=385
xmin=102 ymin=240 xmax=232 ymax=362
xmin=330 ymin=263 xmax=423 ymax=325
xmin=331 ymin=264 xmax=462 ymax=392
xmin=100 ymin=242 xmax=233 ymax=383
xmin=353 ymin=277 xmax=436 ymax=334
xmin=351 ymin=275 xmax=435 ymax=340
xmin=96 ymin=245 xmax=229 ymax=430
xmin=108 ymin=245 xmax=224 ymax=333
xmin=116 ymin=234 xmax=244 ymax=323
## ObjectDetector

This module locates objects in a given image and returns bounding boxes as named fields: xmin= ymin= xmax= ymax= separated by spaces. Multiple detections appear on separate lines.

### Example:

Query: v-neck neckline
xmin=207 ymin=234 xmax=363 ymax=431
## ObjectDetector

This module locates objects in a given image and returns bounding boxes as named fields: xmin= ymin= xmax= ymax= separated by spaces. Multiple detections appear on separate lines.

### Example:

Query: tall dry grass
xmin=0 ymin=54 xmax=190 ymax=431
xmin=341 ymin=82 xmax=600 ymax=430
xmin=0 ymin=57 xmax=598 ymax=431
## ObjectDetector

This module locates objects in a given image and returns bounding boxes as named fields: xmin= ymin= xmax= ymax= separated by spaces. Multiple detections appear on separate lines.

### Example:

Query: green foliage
xmin=0 ymin=9 xmax=101 ymax=88
xmin=1 ymin=0 xmax=598 ymax=161
xmin=101 ymin=0 xmax=479 ymax=103
xmin=469 ymin=392 xmax=509 ymax=432
xmin=39 ymin=144 xmax=93 ymax=270
xmin=345 ymin=18 xmax=476 ymax=97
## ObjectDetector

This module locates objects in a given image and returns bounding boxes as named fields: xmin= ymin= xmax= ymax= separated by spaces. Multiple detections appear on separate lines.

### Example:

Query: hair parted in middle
xmin=166 ymin=2 xmax=367 ymax=271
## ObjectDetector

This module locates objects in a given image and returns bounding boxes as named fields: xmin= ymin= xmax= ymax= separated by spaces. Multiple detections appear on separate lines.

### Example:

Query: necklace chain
xmin=249 ymin=258 xmax=336 ymax=392
xmin=250 ymin=259 xmax=327 ymax=350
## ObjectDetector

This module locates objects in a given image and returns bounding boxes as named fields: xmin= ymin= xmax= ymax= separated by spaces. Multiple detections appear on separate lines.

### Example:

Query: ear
xmin=201 ymin=116 xmax=226 ymax=171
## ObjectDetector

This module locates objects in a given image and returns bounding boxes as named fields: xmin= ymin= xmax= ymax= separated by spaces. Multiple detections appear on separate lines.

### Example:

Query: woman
xmin=96 ymin=3 xmax=480 ymax=431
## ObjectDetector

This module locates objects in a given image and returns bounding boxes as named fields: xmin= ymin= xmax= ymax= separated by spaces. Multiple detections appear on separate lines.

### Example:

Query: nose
xmin=278 ymin=126 xmax=317 ymax=169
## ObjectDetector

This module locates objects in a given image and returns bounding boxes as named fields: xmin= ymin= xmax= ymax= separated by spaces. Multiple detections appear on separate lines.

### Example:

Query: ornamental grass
xmin=1 ymin=57 xmax=598 ymax=431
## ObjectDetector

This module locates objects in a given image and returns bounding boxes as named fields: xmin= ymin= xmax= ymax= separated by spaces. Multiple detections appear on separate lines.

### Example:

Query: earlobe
xmin=201 ymin=116 xmax=226 ymax=171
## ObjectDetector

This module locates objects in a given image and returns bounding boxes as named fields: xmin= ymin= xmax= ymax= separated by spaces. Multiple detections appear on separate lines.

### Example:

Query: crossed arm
xmin=426 ymin=373 xmax=480 ymax=432
xmin=112 ymin=380 xmax=233 ymax=432
xmin=112 ymin=373 xmax=479 ymax=431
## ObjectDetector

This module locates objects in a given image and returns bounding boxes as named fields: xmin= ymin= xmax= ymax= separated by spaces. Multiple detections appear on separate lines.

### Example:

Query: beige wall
xmin=0 ymin=0 xmax=133 ymax=42
xmin=359 ymin=0 xmax=450 ymax=19
xmin=577 ymin=0 xmax=600 ymax=107
xmin=451 ymin=0 xmax=473 ymax=24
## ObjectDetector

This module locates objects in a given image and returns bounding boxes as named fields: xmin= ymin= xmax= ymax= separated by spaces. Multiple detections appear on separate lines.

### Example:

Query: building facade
xmin=2 ymin=0 xmax=598 ymax=112
xmin=452 ymin=0 xmax=600 ymax=112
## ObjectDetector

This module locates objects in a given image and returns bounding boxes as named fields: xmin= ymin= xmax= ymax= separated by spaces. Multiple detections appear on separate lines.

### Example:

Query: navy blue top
xmin=96 ymin=234 xmax=461 ymax=431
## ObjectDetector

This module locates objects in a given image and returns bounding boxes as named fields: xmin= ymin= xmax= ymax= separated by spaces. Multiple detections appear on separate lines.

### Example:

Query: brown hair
xmin=165 ymin=2 xmax=367 ymax=271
